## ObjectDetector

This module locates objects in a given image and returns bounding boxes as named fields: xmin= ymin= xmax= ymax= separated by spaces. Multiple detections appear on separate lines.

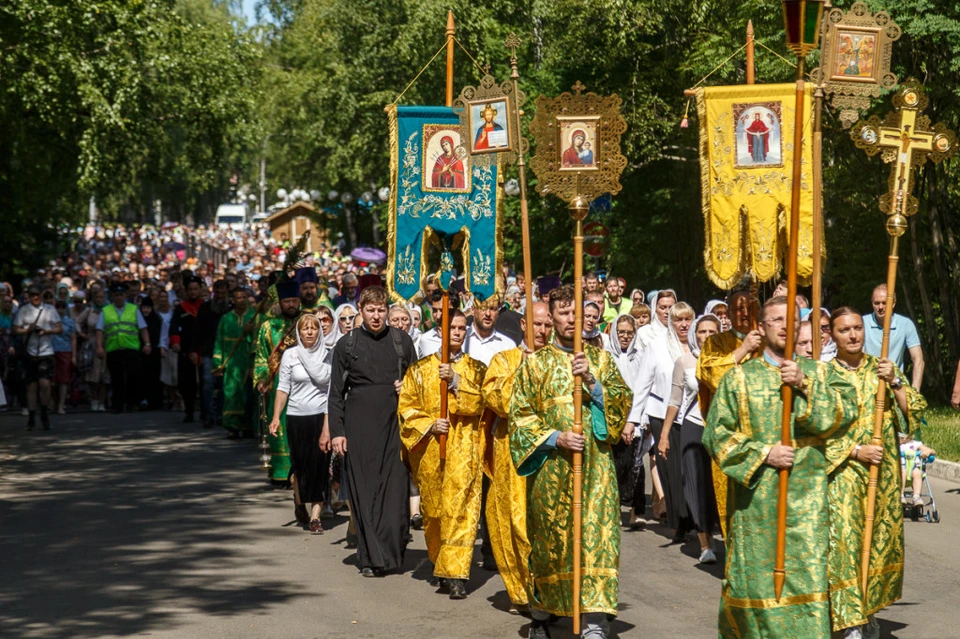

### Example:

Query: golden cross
xmin=852 ymin=82 xmax=957 ymax=219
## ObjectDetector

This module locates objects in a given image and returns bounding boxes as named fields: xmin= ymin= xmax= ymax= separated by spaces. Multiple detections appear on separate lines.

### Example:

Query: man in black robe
xmin=329 ymin=285 xmax=415 ymax=577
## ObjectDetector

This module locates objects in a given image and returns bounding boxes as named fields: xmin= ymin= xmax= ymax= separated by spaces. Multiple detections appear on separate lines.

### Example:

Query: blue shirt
xmin=52 ymin=315 xmax=75 ymax=353
xmin=862 ymin=312 xmax=921 ymax=370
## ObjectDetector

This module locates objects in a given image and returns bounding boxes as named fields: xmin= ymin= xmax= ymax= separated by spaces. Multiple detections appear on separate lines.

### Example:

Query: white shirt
xmin=417 ymin=327 xmax=442 ymax=360
xmin=157 ymin=309 xmax=174 ymax=349
xmin=14 ymin=303 xmax=61 ymax=357
xmin=463 ymin=326 xmax=516 ymax=366
xmin=95 ymin=304 xmax=148 ymax=332
xmin=630 ymin=340 xmax=676 ymax=423
xmin=277 ymin=347 xmax=331 ymax=416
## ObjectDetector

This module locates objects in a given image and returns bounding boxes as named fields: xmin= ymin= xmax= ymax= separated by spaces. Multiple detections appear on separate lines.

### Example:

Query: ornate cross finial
xmin=504 ymin=33 xmax=522 ymax=53
xmin=482 ymin=63 xmax=491 ymax=76
xmin=571 ymin=81 xmax=586 ymax=96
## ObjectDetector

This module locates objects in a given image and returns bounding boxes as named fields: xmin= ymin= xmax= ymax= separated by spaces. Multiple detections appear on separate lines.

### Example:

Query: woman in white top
xmin=155 ymin=292 xmax=178 ymax=408
xmin=269 ymin=314 xmax=333 ymax=535
xmin=635 ymin=289 xmax=676 ymax=352
xmin=660 ymin=313 xmax=722 ymax=563
xmin=634 ymin=301 xmax=693 ymax=542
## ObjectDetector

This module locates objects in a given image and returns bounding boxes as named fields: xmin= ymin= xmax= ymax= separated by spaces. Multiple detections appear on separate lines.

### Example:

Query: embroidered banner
xmin=385 ymin=104 xmax=503 ymax=302
xmin=696 ymin=84 xmax=822 ymax=289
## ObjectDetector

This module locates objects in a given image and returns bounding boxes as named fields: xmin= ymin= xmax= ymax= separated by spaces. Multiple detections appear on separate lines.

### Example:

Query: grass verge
xmin=922 ymin=406 xmax=960 ymax=463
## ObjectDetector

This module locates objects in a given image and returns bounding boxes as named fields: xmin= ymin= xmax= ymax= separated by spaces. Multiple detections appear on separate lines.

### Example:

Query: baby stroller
xmin=901 ymin=447 xmax=940 ymax=523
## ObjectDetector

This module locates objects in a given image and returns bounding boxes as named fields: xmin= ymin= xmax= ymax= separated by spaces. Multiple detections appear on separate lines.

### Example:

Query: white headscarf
xmin=405 ymin=304 xmax=423 ymax=341
xmin=688 ymin=314 xmax=722 ymax=358
xmin=333 ymin=302 xmax=357 ymax=341
xmin=665 ymin=300 xmax=691 ymax=363
xmin=295 ymin=314 xmax=328 ymax=388
xmin=636 ymin=288 xmax=675 ymax=351
xmin=607 ymin=313 xmax=642 ymax=386
xmin=704 ymin=299 xmax=726 ymax=316
xmin=319 ymin=308 xmax=340 ymax=349
xmin=583 ymin=301 xmax=602 ymax=339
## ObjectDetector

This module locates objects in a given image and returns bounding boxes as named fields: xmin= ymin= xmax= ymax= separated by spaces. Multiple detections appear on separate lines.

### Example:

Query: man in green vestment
xmin=253 ymin=279 xmax=300 ymax=484
xmin=509 ymin=285 xmax=632 ymax=639
xmin=295 ymin=267 xmax=334 ymax=312
xmin=213 ymin=287 xmax=257 ymax=438
xmin=824 ymin=308 xmax=927 ymax=639
xmin=703 ymin=295 xmax=858 ymax=639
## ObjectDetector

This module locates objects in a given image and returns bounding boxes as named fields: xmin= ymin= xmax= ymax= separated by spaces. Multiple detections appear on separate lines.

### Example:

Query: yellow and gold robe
xmin=509 ymin=343 xmax=632 ymax=617
xmin=703 ymin=356 xmax=857 ymax=638
xmin=481 ymin=346 xmax=530 ymax=607
xmin=399 ymin=353 xmax=486 ymax=580
xmin=825 ymin=355 xmax=927 ymax=631
xmin=696 ymin=329 xmax=754 ymax=536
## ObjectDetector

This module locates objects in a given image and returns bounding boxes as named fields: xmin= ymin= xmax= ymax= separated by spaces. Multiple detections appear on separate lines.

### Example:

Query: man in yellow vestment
xmin=825 ymin=307 xmax=927 ymax=639
xmin=510 ymin=285 xmax=632 ymax=639
xmin=399 ymin=309 xmax=486 ymax=600
xmin=481 ymin=301 xmax=552 ymax=613
xmin=696 ymin=289 xmax=763 ymax=535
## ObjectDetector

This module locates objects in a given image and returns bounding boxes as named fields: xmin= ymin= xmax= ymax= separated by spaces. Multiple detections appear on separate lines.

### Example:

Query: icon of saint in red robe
xmin=745 ymin=113 xmax=770 ymax=163
xmin=562 ymin=129 xmax=586 ymax=167
xmin=432 ymin=136 xmax=465 ymax=190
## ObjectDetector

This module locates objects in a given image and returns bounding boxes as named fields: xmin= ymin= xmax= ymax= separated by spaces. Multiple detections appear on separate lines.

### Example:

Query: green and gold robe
xmin=214 ymin=307 xmax=257 ymax=434
xmin=254 ymin=316 xmax=294 ymax=481
xmin=703 ymin=356 xmax=857 ymax=638
xmin=825 ymin=355 xmax=927 ymax=631
xmin=399 ymin=353 xmax=487 ymax=580
xmin=509 ymin=343 xmax=632 ymax=617
xmin=481 ymin=346 xmax=531 ymax=607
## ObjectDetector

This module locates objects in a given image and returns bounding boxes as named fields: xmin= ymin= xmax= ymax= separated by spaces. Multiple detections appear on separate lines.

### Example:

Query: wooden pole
xmin=508 ymin=42 xmax=535 ymax=350
xmin=746 ymin=20 xmax=755 ymax=85
xmin=860 ymin=232 xmax=900 ymax=602
xmin=569 ymin=195 xmax=588 ymax=635
xmin=438 ymin=11 xmax=455 ymax=460
xmin=746 ymin=20 xmax=759 ymax=331
xmin=811 ymin=85 xmax=824 ymax=359
xmin=774 ymin=58 xmax=806 ymax=602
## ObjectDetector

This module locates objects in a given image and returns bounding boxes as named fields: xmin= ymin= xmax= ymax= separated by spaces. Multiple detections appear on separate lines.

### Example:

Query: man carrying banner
xmin=703 ymin=296 xmax=857 ymax=638
xmin=481 ymin=301 xmax=552 ymax=613
xmin=510 ymin=285 xmax=631 ymax=639
xmin=399 ymin=308 xmax=486 ymax=599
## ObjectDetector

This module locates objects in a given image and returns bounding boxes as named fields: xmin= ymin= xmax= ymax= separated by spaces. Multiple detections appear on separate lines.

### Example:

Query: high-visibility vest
xmin=103 ymin=303 xmax=140 ymax=352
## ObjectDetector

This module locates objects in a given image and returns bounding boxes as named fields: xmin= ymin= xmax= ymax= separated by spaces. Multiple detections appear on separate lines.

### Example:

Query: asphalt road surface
xmin=1 ymin=410 xmax=956 ymax=638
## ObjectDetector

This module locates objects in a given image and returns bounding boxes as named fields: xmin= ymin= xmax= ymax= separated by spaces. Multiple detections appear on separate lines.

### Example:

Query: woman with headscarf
xmin=155 ymin=290 xmax=179 ymax=410
xmin=269 ymin=314 xmax=333 ymax=535
xmin=660 ymin=313 xmax=722 ymax=563
xmin=607 ymin=313 xmax=649 ymax=528
xmin=333 ymin=303 xmax=358 ymax=339
xmin=634 ymin=301 xmax=695 ymax=542
xmin=704 ymin=299 xmax=730 ymax=332
xmin=583 ymin=301 xmax=608 ymax=350
xmin=635 ymin=289 xmax=677 ymax=352
xmin=77 ymin=287 xmax=110 ymax=412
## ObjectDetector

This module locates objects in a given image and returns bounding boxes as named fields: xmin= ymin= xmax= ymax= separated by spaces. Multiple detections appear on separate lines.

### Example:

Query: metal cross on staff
xmin=850 ymin=79 xmax=957 ymax=604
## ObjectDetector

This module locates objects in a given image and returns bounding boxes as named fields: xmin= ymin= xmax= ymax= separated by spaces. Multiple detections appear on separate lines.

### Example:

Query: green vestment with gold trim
xmin=509 ymin=343 xmax=632 ymax=618
xmin=254 ymin=316 xmax=293 ymax=480
xmin=703 ymin=356 xmax=857 ymax=638
xmin=825 ymin=355 xmax=927 ymax=631
xmin=213 ymin=307 xmax=257 ymax=434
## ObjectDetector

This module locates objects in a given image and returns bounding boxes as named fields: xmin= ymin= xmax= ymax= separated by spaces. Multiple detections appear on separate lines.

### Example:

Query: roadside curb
xmin=928 ymin=458 xmax=960 ymax=484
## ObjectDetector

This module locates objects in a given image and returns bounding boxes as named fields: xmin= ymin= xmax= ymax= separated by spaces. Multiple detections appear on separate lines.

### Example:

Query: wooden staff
xmin=569 ymin=195 xmax=588 ymax=635
xmin=507 ymin=35 xmax=535 ymax=349
xmin=811 ymin=87 xmax=824 ymax=359
xmin=859 ymin=229 xmax=901 ymax=601
xmin=746 ymin=21 xmax=759 ymax=332
xmin=774 ymin=59 xmax=807 ymax=602
xmin=437 ymin=11 xmax=455 ymax=461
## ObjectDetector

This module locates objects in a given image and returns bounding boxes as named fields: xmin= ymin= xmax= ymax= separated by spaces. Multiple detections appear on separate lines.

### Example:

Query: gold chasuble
xmin=703 ymin=357 xmax=857 ymax=638
xmin=825 ymin=355 xmax=927 ymax=632
xmin=481 ymin=346 xmax=530 ymax=607
xmin=509 ymin=344 xmax=632 ymax=617
xmin=399 ymin=353 xmax=487 ymax=580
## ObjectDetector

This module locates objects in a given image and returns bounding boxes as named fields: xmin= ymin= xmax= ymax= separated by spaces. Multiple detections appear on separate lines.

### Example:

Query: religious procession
xmin=4 ymin=1 xmax=960 ymax=638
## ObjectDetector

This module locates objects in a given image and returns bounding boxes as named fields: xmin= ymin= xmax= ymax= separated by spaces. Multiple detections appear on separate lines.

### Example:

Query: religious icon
xmin=467 ymin=98 xmax=511 ymax=155
xmin=860 ymin=126 xmax=879 ymax=146
xmin=733 ymin=102 xmax=783 ymax=169
xmin=935 ymin=135 xmax=952 ymax=153
xmin=557 ymin=116 xmax=599 ymax=171
xmin=422 ymin=124 xmax=471 ymax=193
xmin=832 ymin=29 xmax=878 ymax=81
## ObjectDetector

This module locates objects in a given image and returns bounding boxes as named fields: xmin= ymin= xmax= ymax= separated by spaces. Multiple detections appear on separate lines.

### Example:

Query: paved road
xmin=0 ymin=410 xmax=956 ymax=638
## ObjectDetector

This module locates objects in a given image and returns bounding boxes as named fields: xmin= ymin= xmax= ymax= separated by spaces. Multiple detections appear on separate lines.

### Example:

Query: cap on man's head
xmin=536 ymin=276 xmax=562 ymax=297
xmin=276 ymin=279 xmax=301 ymax=300
xmin=109 ymin=283 xmax=128 ymax=294
xmin=294 ymin=267 xmax=319 ymax=285
xmin=27 ymin=284 xmax=42 ymax=296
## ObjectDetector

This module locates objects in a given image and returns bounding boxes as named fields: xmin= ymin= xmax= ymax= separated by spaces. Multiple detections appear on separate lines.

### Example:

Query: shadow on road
xmin=0 ymin=412 xmax=312 ymax=638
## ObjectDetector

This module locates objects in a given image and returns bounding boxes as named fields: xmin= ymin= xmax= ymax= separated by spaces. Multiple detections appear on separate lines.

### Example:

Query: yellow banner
xmin=696 ymin=83 xmax=819 ymax=289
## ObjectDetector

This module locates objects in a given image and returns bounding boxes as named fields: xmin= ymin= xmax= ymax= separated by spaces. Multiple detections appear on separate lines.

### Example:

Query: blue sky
xmin=240 ymin=0 xmax=257 ymax=24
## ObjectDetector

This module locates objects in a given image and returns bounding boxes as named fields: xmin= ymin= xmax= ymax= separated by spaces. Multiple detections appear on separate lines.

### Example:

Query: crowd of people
xmin=0 ymin=222 xmax=946 ymax=639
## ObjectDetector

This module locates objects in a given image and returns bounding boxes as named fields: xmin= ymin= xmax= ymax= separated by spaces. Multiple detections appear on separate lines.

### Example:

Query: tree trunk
xmin=924 ymin=173 xmax=957 ymax=361
xmin=908 ymin=218 xmax=945 ymax=399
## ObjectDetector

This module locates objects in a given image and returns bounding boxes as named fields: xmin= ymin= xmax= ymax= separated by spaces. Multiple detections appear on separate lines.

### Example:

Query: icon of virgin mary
xmin=432 ymin=136 xmax=465 ymax=189
xmin=562 ymin=129 xmax=586 ymax=167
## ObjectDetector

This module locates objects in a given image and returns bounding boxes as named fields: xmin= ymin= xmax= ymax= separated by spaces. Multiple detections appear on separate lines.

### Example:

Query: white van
xmin=215 ymin=204 xmax=248 ymax=230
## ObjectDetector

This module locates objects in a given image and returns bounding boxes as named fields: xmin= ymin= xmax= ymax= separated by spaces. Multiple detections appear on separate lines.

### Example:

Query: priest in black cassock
xmin=329 ymin=285 xmax=416 ymax=577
